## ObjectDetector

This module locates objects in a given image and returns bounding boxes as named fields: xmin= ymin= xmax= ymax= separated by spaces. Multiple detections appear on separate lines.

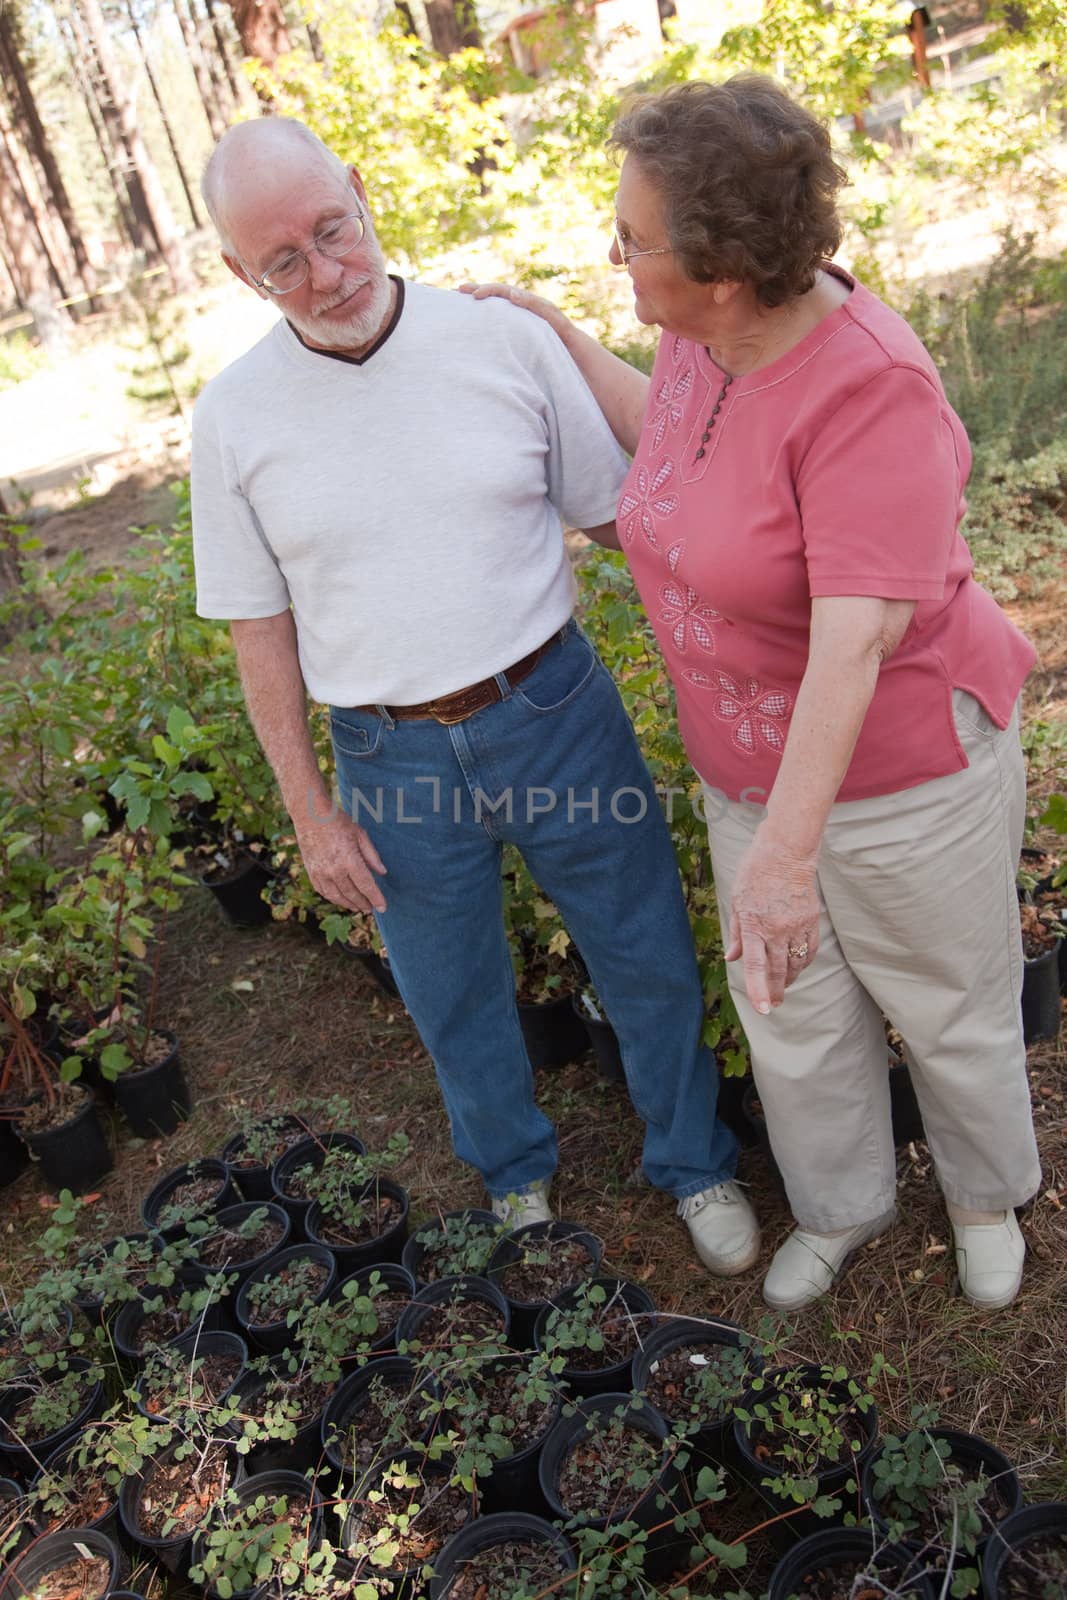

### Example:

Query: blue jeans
xmin=329 ymin=622 xmax=737 ymax=1199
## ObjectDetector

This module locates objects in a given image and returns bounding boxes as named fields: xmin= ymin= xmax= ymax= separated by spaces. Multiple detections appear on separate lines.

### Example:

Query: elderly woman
xmin=468 ymin=73 xmax=1040 ymax=1311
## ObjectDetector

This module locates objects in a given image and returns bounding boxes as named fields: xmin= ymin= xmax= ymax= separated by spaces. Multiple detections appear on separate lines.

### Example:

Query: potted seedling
xmin=533 ymin=1277 xmax=657 ymax=1398
xmin=189 ymin=1470 xmax=325 ymax=1600
xmin=235 ymin=1245 xmax=338 ymax=1355
xmin=982 ymin=1502 xmax=1067 ymax=1599
xmin=0 ymin=1354 xmax=106 ymax=1479
xmin=486 ymin=1219 xmax=603 ymax=1346
xmin=118 ymin=1425 xmax=240 ymax=1574
xmin=340 ymin=1448 xmax=478 ymax=1591
xmin=222 ymin=1110 xmax=321 ymax=1203
xmin=733 ymin=1359 xmax=883 ymax=1544
xmin=863 ymin=1415 xmax=1022 ymax=1594
xmin=428 ymin=1510 xmax=578 ymax=1599
xmin=396 ymin=1275 xmax=511 ymax=1365
xmin=320 ymin=1359 xmax=441 ymax=1481
xmin=633 ymin=1314 xmax=760 ymax=1473
xmin=303 ymin=1136 xmax=411 ymax=1274
xmin=1019 ymin=899 xmax=1063 ymax=1044
xmin=401 ymin=1208 xmax=508 ymax=1286
xmin=437 ymin=1350 xmax=562 ymax=1518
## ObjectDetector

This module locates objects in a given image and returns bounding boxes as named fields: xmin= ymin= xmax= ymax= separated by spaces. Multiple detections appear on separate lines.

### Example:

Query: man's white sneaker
xmin=952 ymin=1209 xmax=1025 ymax=1309
xmin=490 ymin=1182 xmax=553 ymax=1230
xmin=763 ymin=1210 xmax=896 ymax=1311
xmin=678 ymin=1181 xmax=760 ymax=1276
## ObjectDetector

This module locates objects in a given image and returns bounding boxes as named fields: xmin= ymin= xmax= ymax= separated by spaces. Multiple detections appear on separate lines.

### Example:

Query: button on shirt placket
xmin=694 ymin=373 xmax=733 ymax=462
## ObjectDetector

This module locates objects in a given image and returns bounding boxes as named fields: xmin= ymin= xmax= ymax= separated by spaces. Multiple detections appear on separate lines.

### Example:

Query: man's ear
xmin=347 ymin=165 xmax=370 ymax=208
xmin=222 ymin=252 xmax=267 ymax=300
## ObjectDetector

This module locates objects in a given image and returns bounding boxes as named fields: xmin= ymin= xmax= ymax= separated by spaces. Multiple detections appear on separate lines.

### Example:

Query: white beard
xmin=287 ymin=235 xmax=394 ymax=353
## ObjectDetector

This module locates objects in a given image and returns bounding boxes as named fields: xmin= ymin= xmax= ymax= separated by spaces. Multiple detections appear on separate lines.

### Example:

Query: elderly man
xmin=191 ymin=116 xmax=759 ymax=1271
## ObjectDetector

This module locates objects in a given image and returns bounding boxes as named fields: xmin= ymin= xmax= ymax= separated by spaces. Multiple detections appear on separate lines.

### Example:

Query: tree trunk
xmin=0 ymin=97 xmax=71 ymax=303
xmin=0 ymin=10 xmax=100 ymax=311
xmin=202 ymin=0 xmax=244 ymax=109
xmin=423 ymin=0 xmax=481 ymax=55
xmin=60 ymin=10 xmax=143 ymax=253
xmin=394 ymin=0 xmax=418 ymax=33
xmin=224 ymin=0 xmax=291 ymax=66
xmin=75 ymin=0 xmax=194 ymax=293
xmin=0 ymin=122 xmax=71 ymax=350
xmin=306 ymin=20 xmax=325 ymax=62
xmin=128 ymin=2 xmax=203 ymax=226
xmin=172 ymin=0 xmax=227 ymax=139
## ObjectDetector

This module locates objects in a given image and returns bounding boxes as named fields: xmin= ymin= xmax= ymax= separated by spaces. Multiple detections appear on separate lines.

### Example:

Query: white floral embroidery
xmin=659 ymin=581 xmax=720 ymax=654
xmin=617 ymin=459 xmax=679 ymax=549
xmin=648 ymin=365 xmax=694 ymax=451
xmin=665 ymin=542 xmax=684 ymax=573
xmin=682 ymin=670 xmax=793 ymax=757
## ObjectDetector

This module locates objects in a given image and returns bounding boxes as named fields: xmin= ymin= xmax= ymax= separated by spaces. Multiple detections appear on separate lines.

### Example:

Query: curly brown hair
xmin=610 ymin=75 xmax=847 ymax=308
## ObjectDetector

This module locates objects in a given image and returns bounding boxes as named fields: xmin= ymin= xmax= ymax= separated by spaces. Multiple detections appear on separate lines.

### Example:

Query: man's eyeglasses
xmin=246 ymin=209 xmax=367 ymax=295
xmin=612 ymin=219 xmax=673 ymax=268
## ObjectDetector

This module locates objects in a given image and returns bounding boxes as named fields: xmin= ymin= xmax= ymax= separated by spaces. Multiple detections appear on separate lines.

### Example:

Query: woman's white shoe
xmin=763 ymin=1210 xmax=897 ymax=1311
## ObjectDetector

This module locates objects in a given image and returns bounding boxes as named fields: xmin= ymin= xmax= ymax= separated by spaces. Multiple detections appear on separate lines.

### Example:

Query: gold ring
xmin=787 ymin=941 xmax=809 ymax=960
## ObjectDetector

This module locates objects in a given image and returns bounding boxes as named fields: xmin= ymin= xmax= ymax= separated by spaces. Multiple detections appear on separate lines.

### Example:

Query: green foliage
xmin=189 ymin=1484 xmax=319 ymax=1598
xmin=411 ymin=1209 xmax=507 ymax=1281
xmin=715 ymin=0 xmax=911 ymax=126
xmin=0 ymin=331 xmax=47 ymax=391
xmin=249 ymin=19 xmax=514 ymax=269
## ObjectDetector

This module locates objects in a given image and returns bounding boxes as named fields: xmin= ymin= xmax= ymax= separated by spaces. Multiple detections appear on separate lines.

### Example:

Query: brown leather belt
xmin=357 ymin=631 xmax=563 ymax=725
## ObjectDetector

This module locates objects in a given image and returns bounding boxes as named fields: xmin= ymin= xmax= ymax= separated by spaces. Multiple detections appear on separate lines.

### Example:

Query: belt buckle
xmin=428 ymin=700 xmax=472 ymax=726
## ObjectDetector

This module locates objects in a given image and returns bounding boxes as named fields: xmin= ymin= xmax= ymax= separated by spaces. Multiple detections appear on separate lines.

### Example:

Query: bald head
xmin=202 ymin=119 xmax=351 ymax=252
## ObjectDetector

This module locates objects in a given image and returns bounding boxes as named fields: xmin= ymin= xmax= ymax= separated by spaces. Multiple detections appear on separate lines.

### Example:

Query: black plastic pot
xmin=532 ymin=1276 xmax=657 ymax=1398
xmin=320 ymin=1356 xmax=441 ymax=1480
xmin=741 ymin=1081 xmax=785 ymax=1191
xmin=340 ymin=1448 xmax=477 ymax=1593
xmin=228 ymin=1366 xmax=336 ymax=1477
xmin=235 ymin=1243 xmax=338 ymax=1356
xmin=0 ymin=1358 xmax=105 ymax=1481
xmin=571 ymin=993 xmax=622 ymax=1083
xmin=222 ymin=1115 xmax=319 ymax=1203
xmin=71 ymin=1231 xmax=166 ymax=1327
xmin=113 ymin=1030 xmax=191 ymax=1138
xmin=201 ymin=849 xmax=274 ymax=928
xmin=1022 ymin=944 xmax=1061 ymax=1043
xmin=338 ymin=942 xmax=401 ymax=998
xmin=182 ymin=1202 xmax=293 ymax=1290
xmin=0 ymin=1525 xmax=126 ymax=1597
xmin=733 ymin=1364 xmax=880 ymax=1547
xmin=428 ymin=1509 xmax=577 ymax=1599
xmin=889 ymin=1051 xmax=925 ymax=1145
xmin=191 ymin=1468 xmax=324 ymax=1600
xmin=18 ymin=1089 xmax=112 ymax=1194
xmin=0 ymin=1114 xmax=30 ymax=1190
xmin=456 ymin=1352 xmax=563 ymax=1519
xmin=134 ymin=1328 xmax=248 ymax=1420
xmin=863 ymin=1426 xmax=1022 ymax=1567
xmin=306 ymin=1177 xmax=411 ymax=1276
xmin=28 ymin=1431 xmax=123 ymax=1545
xmin=270 ymin=1132 xmax=366 ymax=1242
xmin=539 ymin=1392 xmax=682 ymax=1578
xmin=632 ymin=1314 xmax=759 ymax=1473
xmin=400 ymin=1208 xmax=508 ymax=1288
xmin=141 ymin=1157 xmax=237 ymax=1232
xmin=118 ymin=1436 xmax=239 ymax=1575
xmin=981 ymin=1501 xmax=1067 ymax=1599
xmin=395 ymin=1273 xmax=510 ymax=1356
xmin=715 ymin=1067 xmax=753 ymax=1146
xmin=329 ymin=1262 xmax=417 ymax=1356
xmin=767 ymin=1526 xmax=938 ymax=1600
xmin=0 ymin=1473 xmax=30 ymax=1560
xmin=486 ymin=1219 xmax=604 ymax=1348
xmin=112 ymin=1288 xmax=230 ymax=1369
xmin=518 ymin=991 xmax=589 ymax=1071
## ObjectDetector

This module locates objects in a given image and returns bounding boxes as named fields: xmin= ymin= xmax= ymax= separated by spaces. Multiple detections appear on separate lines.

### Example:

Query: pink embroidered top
xmin=617 ymin=268 xmax=1035 ymax=804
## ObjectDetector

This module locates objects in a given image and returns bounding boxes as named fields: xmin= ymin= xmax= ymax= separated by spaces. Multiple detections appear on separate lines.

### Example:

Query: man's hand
xmin=296 ymin=810 xmax=388 ymax=914
xmin=724 ymin=831 xmax=820 ymax=1014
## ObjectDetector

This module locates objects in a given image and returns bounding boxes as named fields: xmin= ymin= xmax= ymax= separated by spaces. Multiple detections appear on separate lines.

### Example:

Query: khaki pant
xmin=702 ymin=691 xmax=1041 ymax=1232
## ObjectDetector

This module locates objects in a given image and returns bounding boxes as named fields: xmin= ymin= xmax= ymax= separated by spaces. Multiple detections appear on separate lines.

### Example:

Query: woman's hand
xmin=458 ymin=281 xmax=573 ymax=339
xmin=725 ymin=830 xmax=820 ymax=1014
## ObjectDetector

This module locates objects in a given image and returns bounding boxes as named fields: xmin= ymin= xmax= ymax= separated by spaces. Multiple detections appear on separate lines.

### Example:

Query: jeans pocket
xmin=329 ymin=708 xmax=384 ymax=760
xmin=514 ymin=632 xmax=597 ymax=714
xmin=952 ymin=688 xmax=997 ymax=743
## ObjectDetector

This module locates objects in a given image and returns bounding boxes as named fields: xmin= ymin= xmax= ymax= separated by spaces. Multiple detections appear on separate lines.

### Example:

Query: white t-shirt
xmin=191 ymin=280 xmax=628 ymax=706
